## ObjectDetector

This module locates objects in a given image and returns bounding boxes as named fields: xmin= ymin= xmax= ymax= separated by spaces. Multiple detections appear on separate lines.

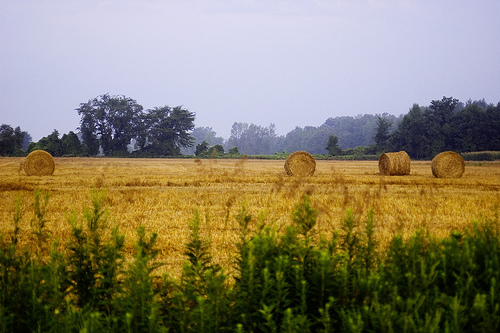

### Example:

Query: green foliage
xmin=374 ymin=115 xmax=392 ymax=153
xmin=194 ymin=143 xmax=240 ymax=158
xmin=0 ymin=124 xmax=26 ymax=156
xmin=389 ymin=98 xmax=500 ymax=159
xmin=462 ymin=151 xmax=500 ymax=161
xmin=228 ymin=147 xmax=240 ymax=156
xmin=208 ymin=144 xmax=225 ymax=157
xmin=195 ymin=140 xmax=209 ymax=156
xmin=292 ymin=195 xmax=317 ymax=236
xmin=1 ymin=192 xmax=500 ymax=332
xmin=77 ymin=94 xmax=143 ymax=156
xmin=162 ymin=209 xmax=232 ymax=332
xmin=182 ymin=127 xmax=225 ymax=155
xmin=75 ymin=94 xmax=196 ymax=157
xmin=228 ymin=122 xmax=279 ymax=155
xmin=31 ymin=190 xmax=50 ymax=252
xmin=341 ymin=145 xmax=378 ymax=159
xmin=120 ymin=226 xmax=163 ymax=332
xmin=325 ymin=135 xmax=342 ymax=156
xmin=140 ymin=105 xmax=196 ymax=156
xmin=4 ymin=96 xmax=500 ymax=157
xmin=66 ymin=189 xmax=126 ymax=312
xmin=27 ymin=129 xmax=64 ymax=156
xmin=62 ymin=131 xmax=84 ymax=156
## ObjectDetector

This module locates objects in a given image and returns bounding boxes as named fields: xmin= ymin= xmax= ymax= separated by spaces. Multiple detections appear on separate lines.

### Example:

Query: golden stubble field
xmin=1 ymin=157 xmax=500 ymax=278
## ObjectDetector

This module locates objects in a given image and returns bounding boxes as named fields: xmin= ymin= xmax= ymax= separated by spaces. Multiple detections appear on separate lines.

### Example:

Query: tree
xmin=325 ymin=135 xmax=342 ymax=156
xmin=428 ymin=96 xmax=459 ymax=153
xmin=228 ymin=147 xmax=240 ymax=155
xmin=76 ymin=94 xmax=143 ymax=156
xmin=388 ymin=97 xmax=461 ymax=159
xmin=208 ymin=144 xmax=225 ymax=157
xmin=61 ymin=131 xmax=83 ymax=156
xmin=27 ymin=130 xmax=63 ymax=156
xmin=374 ymin=115 xmax=392 ymax=152
xmin=141 ymin=106 xmax=195 ymax=156
xmin=451 ymin=100 xmax=500 ymax=152
xmin=227 ymin=123 xmax=278 ymax=155
xmin=45 ymin=130 xmax=64 ymax=156
xmin=0 ymin=124 xmax=25 ymax=156
xmin=485 ymin=102 xmax=500 ymax=150
xmin=195 ymin=140 xmax=209 ymax=157
xmin=429 ymin=96 xmax=459 ymax=127
xmin=389 ymin=104 xmax=429 ymax=159
xmin=182 ymin=127 xmax=224 ymax=155
xmin=323 ymin=115 xmax=384 ymax=149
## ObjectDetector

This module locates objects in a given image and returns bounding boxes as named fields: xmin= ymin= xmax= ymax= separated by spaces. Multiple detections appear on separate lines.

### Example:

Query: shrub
xmin=1 ymin=192 xmax=500 ymax=332
xmin=462 ymin=151 xmax=500 ymax=161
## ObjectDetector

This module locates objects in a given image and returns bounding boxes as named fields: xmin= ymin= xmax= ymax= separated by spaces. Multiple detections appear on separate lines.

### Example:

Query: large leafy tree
xmin=76 ymin=94 xmax=143 ymax=156
xmin=140 ymin=106 xmax=195 ymax=156
xmin=427 ymin=96 xmax=459 ymax=153
xmin=0 ymin=124 xmax=25 ymax=156
xmin=61 ymin=131 xmax=83 ymax=156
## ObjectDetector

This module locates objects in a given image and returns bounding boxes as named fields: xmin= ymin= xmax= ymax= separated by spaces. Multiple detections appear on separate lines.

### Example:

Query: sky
xmin=1 ymin=0 xmax=499 ymax=142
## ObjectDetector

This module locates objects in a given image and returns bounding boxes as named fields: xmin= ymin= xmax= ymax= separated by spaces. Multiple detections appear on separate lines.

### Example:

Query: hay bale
xmin=24 ymin=150 xmax=55 ymax=176
xmin=284 ymin=151 xmax=316 ymax=176
xmin=378 ymin=151 xmax=410 ymax=176
xmin=431 ymin=151 xmax=465 ymax=178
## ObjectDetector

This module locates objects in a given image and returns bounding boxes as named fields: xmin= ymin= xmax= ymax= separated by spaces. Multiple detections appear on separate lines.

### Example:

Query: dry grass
xmin=1 ymin=157 xmax=500 ymax=278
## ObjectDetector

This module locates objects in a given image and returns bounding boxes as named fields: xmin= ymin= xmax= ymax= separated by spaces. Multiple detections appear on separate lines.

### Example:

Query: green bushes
xmin=1 ymin=192 xmax=500 ymax=332
xmin=461 ymin=151 xmax=500 ymax=161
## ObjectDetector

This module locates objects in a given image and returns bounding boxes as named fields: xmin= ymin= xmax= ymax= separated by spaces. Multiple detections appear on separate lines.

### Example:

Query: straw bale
xmin=284 ymin=151 xmax=316 ymax=176
xmin=431 ymin=151 xmax=465 ymax=178
xmin=24 ymin=150 xmax=55 ymax=176
xmin=378 ymin=151 xmax=410 ymax=176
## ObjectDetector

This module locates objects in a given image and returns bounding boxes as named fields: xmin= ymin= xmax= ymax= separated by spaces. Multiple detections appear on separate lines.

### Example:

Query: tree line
xmin=1 ymin=94 xmax=196 ymax=157
xmin=386 ymin=97 xmax=500 ymax=159
xmin=1 ymin=95 xmax=499 ymax=159
xmin=183 ymin=114 xmax=400 ymax=156
xmin=190 ymin=97 xmax=500 ymax=160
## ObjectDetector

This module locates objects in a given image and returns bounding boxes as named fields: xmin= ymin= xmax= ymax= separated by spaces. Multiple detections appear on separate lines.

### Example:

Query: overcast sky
xmin=1 ymin=0 xmax=499 ymax=141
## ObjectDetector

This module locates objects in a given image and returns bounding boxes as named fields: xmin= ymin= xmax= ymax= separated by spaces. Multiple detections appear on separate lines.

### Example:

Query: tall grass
xmin=1 ymin=191 xmax=499 ymax=332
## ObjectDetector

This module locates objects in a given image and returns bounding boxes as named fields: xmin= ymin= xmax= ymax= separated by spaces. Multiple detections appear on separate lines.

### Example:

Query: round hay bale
xmin=378 ymin=151 xmax=410 ymax=176
xmin=284 ymin=151 xmax=316 ymax=176
xmin=431 ymin=151 xmax=465 ymax=178
xmin=24 ymin=150 xmax=55 ymax=176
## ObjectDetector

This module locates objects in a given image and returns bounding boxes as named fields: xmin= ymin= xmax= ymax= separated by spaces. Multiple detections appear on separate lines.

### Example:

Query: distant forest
xmin=184 ymin=97 xmax=500 ymax=159
xmin=1 ymin=96 xmax=499 ymax=160
xmin=181 ymin=113 xmax=400 ymax=156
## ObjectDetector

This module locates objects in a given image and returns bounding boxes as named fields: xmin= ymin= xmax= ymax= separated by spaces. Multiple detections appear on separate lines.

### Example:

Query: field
xmin=1 ymin=157 xmax=500 ymax=278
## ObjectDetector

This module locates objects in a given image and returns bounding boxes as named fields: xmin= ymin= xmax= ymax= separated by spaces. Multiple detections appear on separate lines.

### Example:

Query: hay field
xmin=1 ymin=157 xmax=500 ymax=277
